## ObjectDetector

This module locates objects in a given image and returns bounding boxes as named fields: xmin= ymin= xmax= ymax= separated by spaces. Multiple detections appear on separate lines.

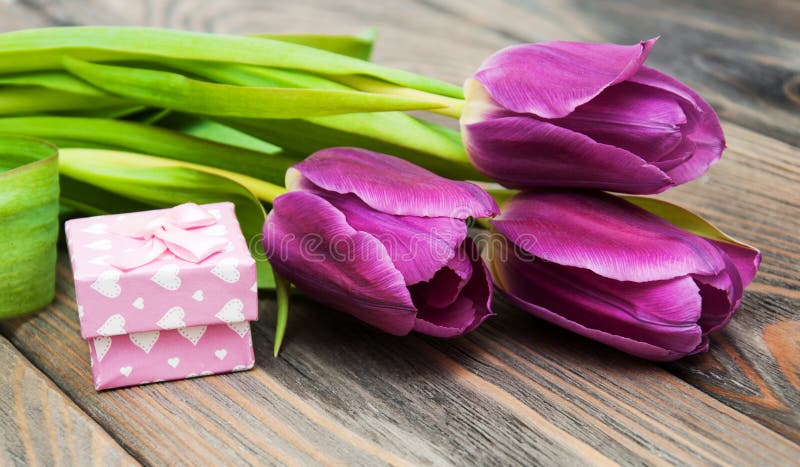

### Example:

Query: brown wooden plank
xmin=3 ymin=0 xmax=800 ymax=456
xmin=0 ymin=334 xmax=139 ymax=467
xmin=0 ymin=255 xmax=797 ymax=465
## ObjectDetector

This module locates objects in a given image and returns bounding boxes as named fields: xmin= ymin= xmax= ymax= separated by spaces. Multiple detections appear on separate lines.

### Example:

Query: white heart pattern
xmin=178 ymin=325 xmax=207 ymax=346
xmin=86 ymin=239 xmax=112 ymax=250
xmin=92 ymin=336 xmax=112 ymax=362
xmin=119 ymin=366 xmax=133 ymax=377
xmin=151 ymin=264 xmax=181 ymax=290
xmin=211 ymin=258 xmax=240 ymax=283
xmin=208 ymin=209 xmax=221 ymax=219
xmin=91 ymin=270 xmax=121 ymax=298
xmin=96 ymin=314 xmax=126 ymax=336
xmin=88 ymin=255 xmax=113 ymax=266
xmin=81 ymin=223 xmax=108 ymax=235
xmin=167 ymin=357 xmax=180 ymax=368
xmin=250 ymin=282 xmax=258 ymax=293
xmin=214 ymin=349 xmax=228 ymax=360
xmin=215 ymin=299 xmax=245 ymax=323
xmin=129 ymin=331 xmax=160 ymax=354
xmin=192 ymin=290 xmax=204 ymax=302
xmin=227 ymin=322 xmax=250 ymax=338
xmin=132 ymin=297 xmax=144 ymax=310
xmin=156 ymin=306 xmax=186 ymax=330
xmin=77 ymin=305 xmax=84 ymax=319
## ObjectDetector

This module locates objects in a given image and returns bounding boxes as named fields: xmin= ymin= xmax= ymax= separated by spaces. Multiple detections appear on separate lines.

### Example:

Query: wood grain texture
xmin=1 ymin=0 xmax=799 ymax=463
xmin=0 ymin=334 xmax=138 ymax=467
xmin=0 ymin=256 xmax=797 ymax=465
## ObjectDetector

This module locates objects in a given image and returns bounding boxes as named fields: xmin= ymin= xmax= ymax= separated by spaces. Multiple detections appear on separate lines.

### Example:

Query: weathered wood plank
xmin=0 ymin=334 xmax=139 ymax=467
xmin=1 ymin=255 xmax=798 ymax=465
xmin=2 ymin=0 xmax=799 ymax=457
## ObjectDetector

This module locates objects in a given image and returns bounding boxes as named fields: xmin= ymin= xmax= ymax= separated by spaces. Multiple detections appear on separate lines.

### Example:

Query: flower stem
xmin=329 ymin=75 xmax=465 ymax=119
xmin=273 ymin=271 xmax=291 ymax=356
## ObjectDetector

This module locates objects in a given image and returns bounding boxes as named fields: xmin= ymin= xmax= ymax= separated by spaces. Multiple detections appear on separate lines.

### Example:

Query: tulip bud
xmin=263 ymin=147 xmax=499 ymax=337
xmin=486 ymin=190 xmax=759 ymax=361
xmin=461 ymin=38 xmax=725 ymax=194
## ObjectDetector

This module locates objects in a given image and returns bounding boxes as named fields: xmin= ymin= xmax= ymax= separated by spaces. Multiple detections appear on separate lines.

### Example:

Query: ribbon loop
xmin=108 ymin=203 xmax=229 ymax=270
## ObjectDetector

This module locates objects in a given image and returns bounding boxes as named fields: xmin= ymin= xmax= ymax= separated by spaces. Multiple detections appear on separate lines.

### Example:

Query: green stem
xmin=273 ymin=272 xmax=291 ymax=357
xmin=329 ymin=75 xmax=465 ymax=119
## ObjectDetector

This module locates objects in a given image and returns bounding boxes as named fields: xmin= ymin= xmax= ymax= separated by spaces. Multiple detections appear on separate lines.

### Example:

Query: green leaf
xmin=63 ymin=57 xmax=448 ymax=118
xmin=0 ymin=26 xmax=461 ymax=98
xmin=0 ymin=86 xmax=129 ymax=115
xmin=60 ymin=175 xmax=153 ymax=215
xmin=157 ymin=113 xmax=282 ymax=155
xmin=58 ymin=148 xmax=277 ymax=288
xmin=0 ymin=116 xmax=293 ymax=185
xmin=272 ymin=271 xmax=290 ymax=356
xmin=254 ymin=28 xmax=376 ymax=60
xmin=621 ymin=196 xmax=758 ymax=251
xmin=0 ymin=70 xmax=106 ymax=95
xmin=0 ymin=135 xmax=59 ymax=318
xmin=227 ymin=113 xmax=484 ymax=180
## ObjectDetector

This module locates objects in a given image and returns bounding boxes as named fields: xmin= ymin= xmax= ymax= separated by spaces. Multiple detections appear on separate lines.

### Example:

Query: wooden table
xmin=1 ymin=0 xmax=798 ymax=465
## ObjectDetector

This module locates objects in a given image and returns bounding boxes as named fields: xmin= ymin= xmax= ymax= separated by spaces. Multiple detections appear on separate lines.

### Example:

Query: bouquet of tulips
xmin=0 ymin=27 xmax=759 ymax=361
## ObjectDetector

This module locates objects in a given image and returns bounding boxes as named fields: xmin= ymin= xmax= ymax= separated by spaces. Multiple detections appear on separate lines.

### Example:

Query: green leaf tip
xmin=273 ymin=271 xmax=291 ymax=357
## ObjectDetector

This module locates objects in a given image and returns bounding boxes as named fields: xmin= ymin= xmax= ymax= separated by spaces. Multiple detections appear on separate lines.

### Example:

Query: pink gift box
xmin=65 ymin=202 xmax=258 ymax=390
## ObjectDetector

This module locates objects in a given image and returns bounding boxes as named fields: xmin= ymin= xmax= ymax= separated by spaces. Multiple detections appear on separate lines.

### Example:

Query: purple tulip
xmin=486 ymin=190 xmax=760 ymax=361
xmin=263 ymin=147 xmax=499 ymax=337
xmin=461 ymin=38 xmax=725 ymax=194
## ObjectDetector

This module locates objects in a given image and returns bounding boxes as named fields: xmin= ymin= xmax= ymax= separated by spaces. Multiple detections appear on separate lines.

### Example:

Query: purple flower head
xmin=487 ymin=190 xmax=759 ymax=361
xmin=462 ymin=39 xmax=725 ymax=194
xmin=263 ymin=147 xmax=499 ymax=337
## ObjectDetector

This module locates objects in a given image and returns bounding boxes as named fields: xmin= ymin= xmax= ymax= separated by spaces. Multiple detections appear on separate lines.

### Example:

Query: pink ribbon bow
xmin=108 ymin=203 xmax=230 ymax=270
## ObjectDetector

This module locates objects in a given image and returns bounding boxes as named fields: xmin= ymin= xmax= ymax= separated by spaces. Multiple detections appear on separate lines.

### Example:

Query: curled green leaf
xmin=0 ymin=136 xmax=59 ymax=318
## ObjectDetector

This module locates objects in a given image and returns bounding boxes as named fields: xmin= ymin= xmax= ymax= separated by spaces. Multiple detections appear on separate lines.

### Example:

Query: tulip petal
xmin=317 ymin=191 xmax=468 ymax=285
xmin=463 ymin=116 xmax=673 ymax=193
xmin=264 ymin=191 xmax=417 ymax=335
xmin=492 ymin=190 xmax=726 ymax=282
xmin=288 ymin=147 xmax=498 ymax=218
xmin=550 ymin=81 xmax=690 ymax=164
xmin=693 ymin=240 xmax=761 ymax=334
xmin=489 ymin=240 xmax=705 ymax=360
xmin=629 ymin=67 xmax=725 ymax=184
xmin=414 ymin=239 xmax=494 ymax=337
xmin=474 ymin=38 xmax=656 ymax=119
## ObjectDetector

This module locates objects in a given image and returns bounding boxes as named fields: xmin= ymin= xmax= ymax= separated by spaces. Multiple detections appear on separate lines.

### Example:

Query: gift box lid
xmin=65 ymin=202 xmax=258 ymax=339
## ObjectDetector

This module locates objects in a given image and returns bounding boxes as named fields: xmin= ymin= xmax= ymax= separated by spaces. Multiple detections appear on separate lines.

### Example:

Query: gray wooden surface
xmin=1 ymin=0 xmax=799 ymax=465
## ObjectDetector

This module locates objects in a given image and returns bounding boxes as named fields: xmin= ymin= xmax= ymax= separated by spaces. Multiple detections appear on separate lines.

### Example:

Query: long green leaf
xmin=59 ymin=148 xmax=277 ymax=288
xmin=228 ymin=114 xmax=484 ymax=180
xmin=0 ymin=116 xmax=293 ymax=185
xmin=0 ymin=27 xmax=462 ymax=97
xmin=255 ymin=29 xmax=376 ymax=60
xmin=0 ymin=70 xmax=105 ymax=95
xmin=0 ymin=135 xmax=59 ymax=318
xmin=156 ymin=113 xmax=282 ymax=155
xmin=63 ymin=57 xmax=447 ymax=118
xmin=152 ymin=60 xmax=476 ymax=175
xmin=0 ymin=86 xmax=128 ymax=115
